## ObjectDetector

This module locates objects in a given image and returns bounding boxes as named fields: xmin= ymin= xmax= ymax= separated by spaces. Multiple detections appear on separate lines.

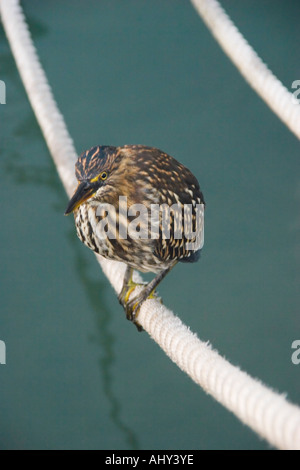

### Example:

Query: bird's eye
xmin=100 ymin=172 xmax=108 ymax=181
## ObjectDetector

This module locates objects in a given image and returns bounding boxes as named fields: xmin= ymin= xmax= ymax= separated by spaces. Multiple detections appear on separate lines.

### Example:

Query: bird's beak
xmin=64 ymin=181 xmax=95 ymax=215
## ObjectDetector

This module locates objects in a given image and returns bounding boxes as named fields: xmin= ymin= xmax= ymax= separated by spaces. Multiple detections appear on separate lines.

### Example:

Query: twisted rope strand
xmin=190 ymin=0 xmax=300 ymax=140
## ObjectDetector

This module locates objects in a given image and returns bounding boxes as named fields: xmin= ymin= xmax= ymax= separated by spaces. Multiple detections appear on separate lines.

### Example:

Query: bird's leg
xmin=118 ymin=266 xmax=136 ymax=306
xmin=118 ymin=266 xmax=149 ymax=331
xmin=124 ymin=262 xmax=177 ymax=330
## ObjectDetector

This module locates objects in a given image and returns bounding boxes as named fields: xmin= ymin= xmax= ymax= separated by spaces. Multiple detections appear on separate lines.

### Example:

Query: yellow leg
xmin=118 ymin=264 xmax=176 ymax=331
xmin=118 ymin=267 xmax=160 ymax=331
xmin=118 ymin=268 xmax=145 ymax=330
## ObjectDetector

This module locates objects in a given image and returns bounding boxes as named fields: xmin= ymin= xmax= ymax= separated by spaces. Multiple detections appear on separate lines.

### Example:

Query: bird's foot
xmin=118 ymin=282 xmax=161 ymax=332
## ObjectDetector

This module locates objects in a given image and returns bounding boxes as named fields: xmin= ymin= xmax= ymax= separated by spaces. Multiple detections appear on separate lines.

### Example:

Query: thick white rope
xmin=1 ymin=0 xmax=299 ymax=450
xmin=190 ymin=0 xmax=300 ymax=140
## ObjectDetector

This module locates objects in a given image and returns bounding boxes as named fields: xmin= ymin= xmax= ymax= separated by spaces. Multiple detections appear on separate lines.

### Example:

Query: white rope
xmin=190 ymin=0 xmax=300 ymax=140
xmin=1 ymin=0 xmax=300 ymax=450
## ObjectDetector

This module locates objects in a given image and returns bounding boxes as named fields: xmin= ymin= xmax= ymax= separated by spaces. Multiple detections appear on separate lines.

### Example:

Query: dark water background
xmin=0 ymin=0 xmax=299 ymax=450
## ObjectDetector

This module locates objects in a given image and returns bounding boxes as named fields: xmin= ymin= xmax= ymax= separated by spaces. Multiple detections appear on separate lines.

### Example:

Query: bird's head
xmin=64 ymin=146 xmax=119 ymax=215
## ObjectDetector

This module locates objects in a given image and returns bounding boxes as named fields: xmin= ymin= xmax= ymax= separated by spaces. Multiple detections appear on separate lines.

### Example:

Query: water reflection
xmin=68 ymin=231 xmax=140 ymax=449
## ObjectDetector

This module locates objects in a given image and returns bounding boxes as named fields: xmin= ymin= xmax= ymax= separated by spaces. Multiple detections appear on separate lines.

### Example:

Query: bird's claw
xmin=125 ymin=299 xmax=144 ymax=332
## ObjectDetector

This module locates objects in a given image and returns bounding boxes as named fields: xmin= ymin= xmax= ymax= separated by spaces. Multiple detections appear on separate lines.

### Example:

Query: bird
xmin=65 ymin=145 xmax=205 ymax=330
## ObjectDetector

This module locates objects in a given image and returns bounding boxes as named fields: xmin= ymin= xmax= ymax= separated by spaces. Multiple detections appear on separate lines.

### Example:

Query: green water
xmin=0 ymin=0 xmax=299 ymax=450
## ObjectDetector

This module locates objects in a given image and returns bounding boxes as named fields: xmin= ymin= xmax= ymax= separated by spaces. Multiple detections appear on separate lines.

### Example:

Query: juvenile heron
xmin=65 ymin=145 xmax=205 ymax=330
